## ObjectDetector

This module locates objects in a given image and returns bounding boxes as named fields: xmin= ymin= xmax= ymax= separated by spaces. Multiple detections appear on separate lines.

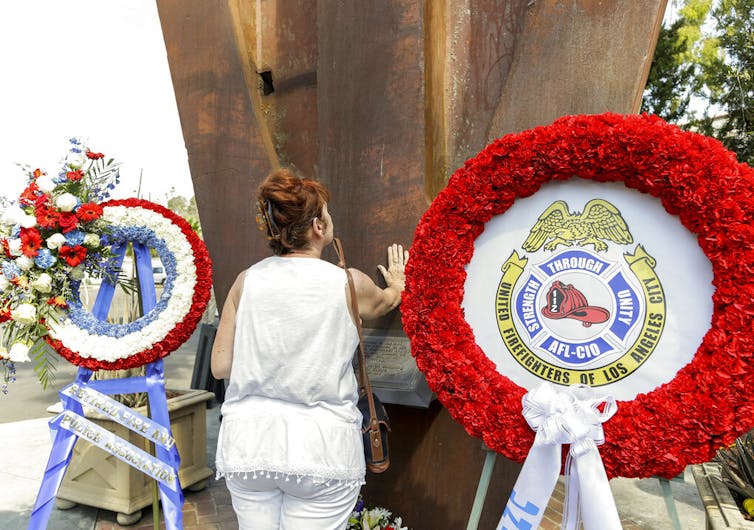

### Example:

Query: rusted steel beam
xmin=316 ymin=0 xmax=428 ymax=329
xmin=155 ymin=0 xmax=319 ymax=308
xmin=488 ymin=0 xmax=667 ymax=140
xmin=425 ymin=0 xmax=529 ymax=196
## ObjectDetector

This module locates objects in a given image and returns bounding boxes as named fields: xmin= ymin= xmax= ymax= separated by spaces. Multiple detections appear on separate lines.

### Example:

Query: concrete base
xmin=610 ymin=466 xmax=705 ymax=529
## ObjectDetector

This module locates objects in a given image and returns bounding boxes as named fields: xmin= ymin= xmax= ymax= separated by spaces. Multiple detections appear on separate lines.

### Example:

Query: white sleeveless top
xmin=215 ymin=256 xmax=365 ymax=485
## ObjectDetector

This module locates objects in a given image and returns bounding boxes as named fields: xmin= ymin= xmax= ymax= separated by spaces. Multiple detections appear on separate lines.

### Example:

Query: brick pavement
xmin=93 ymin=477 xmax=237 ymax=530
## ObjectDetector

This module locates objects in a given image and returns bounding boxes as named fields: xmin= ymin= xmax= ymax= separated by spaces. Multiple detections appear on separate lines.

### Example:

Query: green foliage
xmin=167 ymin=194 xmax=203 ymax=238
xmin=716 ymin=429 xmax=754 ymax=501
xmin=30 ymin=340 xmax=58 ymax=390
xmin=695 ymin=0 xmax=754 ymax=164
xmin=677 ymin=0 xmax=713 ymax=52
xmin=643 ymin=0 xmax=754 ymax=165
xmin=641 ymin=17 xmax=698 ymax=122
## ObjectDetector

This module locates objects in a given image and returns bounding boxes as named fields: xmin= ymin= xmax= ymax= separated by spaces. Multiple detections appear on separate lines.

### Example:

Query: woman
xmin=211 ymin=168 xmax=408 ymax=529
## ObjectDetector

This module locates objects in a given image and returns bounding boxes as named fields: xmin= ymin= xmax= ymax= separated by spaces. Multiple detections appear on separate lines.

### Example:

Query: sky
xmin=0 ymin=0 xmax=194 ymax=204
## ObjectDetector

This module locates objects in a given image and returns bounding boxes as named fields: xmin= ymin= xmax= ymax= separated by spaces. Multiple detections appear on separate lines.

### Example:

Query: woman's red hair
xmin=256 ymin=168 xmax=330 ymax=255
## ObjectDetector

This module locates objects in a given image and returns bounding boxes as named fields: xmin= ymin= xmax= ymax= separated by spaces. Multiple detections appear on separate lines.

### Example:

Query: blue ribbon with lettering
xmin=28 ymin=242 xmax=184 ymax=530
xmin=60 ymin=383 xmax=175 ymax=449
xmin=51 ymin=409 xmax=179 ymax=490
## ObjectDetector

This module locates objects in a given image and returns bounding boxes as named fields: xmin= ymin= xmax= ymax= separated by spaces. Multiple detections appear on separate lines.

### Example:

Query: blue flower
xmin=64 ymin=230 xmax=85 ymax=246
xmin=34 ymin=248 xmax=57 ymax=269
xmin=2 ymin=260 xmax=20 ymax=279
xmin=68 ymin=224 xmax=178 ymax=339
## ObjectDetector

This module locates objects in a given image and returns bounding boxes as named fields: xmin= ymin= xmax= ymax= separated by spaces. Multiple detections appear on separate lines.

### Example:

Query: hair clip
xmin=256 ymin=200 xmax=281 ymax=241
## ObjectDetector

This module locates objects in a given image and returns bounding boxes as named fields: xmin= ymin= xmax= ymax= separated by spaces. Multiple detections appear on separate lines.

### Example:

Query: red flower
xmin=57 ymin=211 xmax=80 ymax=233
xmin=86 ymin=150 xmax=104 ymax=160
xmin=34 ymin=193 xmax=50 ymax=209
xmin=58 ymin=244 xmax=87 ymax=267
xmin=11 ymin=276 xmax=28 ymax=288
xmin=19 ymin=227 xmax=43 ymax=257
xmin=66 ymin=169 xmax=84 ymax=181
xmin=76 ymin=202 xmax=103 ymax=223
xmin=35 ymin=205 xmax=61 ymax=229
xmin=19 ymin=181 xmax=40 ymax=206
xmin=0 ymin=239 xmax=10 ymax=258
xmin=0 ymin=306 xmax=11 ymax=323
xmin=47 ymin=296 xmax=68 ymax=309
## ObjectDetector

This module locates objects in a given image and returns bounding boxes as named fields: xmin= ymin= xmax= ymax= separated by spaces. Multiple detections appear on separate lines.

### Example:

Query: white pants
xmin=225 ymin=473 xmax=361 ymax=530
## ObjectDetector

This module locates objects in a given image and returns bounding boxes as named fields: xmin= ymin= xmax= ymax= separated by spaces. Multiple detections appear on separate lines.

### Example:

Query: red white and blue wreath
xmin=402 ymin=112 xmax=754 ymax=479
xmin=0 ymin=139 xmax=212 ymax=389
xmin=46 ymin=198 xmax=212 ymax=371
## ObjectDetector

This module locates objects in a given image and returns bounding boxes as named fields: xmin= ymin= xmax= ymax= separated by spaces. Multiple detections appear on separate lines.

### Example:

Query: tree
xmin=641 ymin=17 xmax=698 ymax=122
xmin=695 ymin=0 xmax=754 ymax=164
xmin=167 ymin=194 xmax=203 ymax=237
xmin=643 ymin=0 xmax=753 ymax=165
xmin=642 ymin=0 xmax=713 ymax=122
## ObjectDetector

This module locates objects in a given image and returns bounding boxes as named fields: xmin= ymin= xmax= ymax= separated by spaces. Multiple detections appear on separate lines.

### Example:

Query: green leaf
xmin=30 ymin=340 xmax=58 ymax=390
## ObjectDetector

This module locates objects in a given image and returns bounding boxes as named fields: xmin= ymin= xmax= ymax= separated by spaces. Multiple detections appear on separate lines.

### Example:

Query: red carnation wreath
xmin=402 ymin=112 xmax=754 ymax=479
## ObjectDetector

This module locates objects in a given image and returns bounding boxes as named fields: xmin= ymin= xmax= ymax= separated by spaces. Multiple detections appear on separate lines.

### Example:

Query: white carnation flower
xmin=16 ymin=255 xmax=34 ymax=271
xmin=83 ymin=233 xmax=100 ymax=248
xmin=9 ymin=342 xmax=31 ymax=363
xmin=46 ymin=233 xmax=66 ymax=250
xmin=31 ymin=272 xmax=53 ymax=293
xmin=55 ymin=193 xmax=78 ymax=212
xmin=7 ymin=238 xmax=22 ymax=257
xmin=0 ymin=274 xmax=8 ymax=292
xmin=20 ymin=213 xmax=37 ymax=228
xmin=36 ymin=175 xmax=56 ymax=192
xmin=11 ymin=303 xmax=37 ymax=325
xmin=65 ymin=151 xmax=86 ymax=169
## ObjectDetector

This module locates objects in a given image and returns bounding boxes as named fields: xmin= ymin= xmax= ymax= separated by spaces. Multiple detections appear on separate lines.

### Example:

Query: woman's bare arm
xmin=211 ymin=272 xmax=245 ymax=380
xmin=349 ymin=244 xmax=409 ymax=320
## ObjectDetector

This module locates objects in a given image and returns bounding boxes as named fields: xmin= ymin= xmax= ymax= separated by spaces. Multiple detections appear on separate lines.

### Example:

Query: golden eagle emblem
xmin=523 ymin=199 xmax=633 ymax=252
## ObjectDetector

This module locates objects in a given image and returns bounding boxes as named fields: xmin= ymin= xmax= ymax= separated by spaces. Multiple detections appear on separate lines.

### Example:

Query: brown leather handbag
xmin=333 ymin=238 xmax=391 ymax=473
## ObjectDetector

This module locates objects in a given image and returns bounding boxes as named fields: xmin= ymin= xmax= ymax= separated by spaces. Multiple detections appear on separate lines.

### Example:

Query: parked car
xmin=152 ymin=261 xmax=167 ymax=285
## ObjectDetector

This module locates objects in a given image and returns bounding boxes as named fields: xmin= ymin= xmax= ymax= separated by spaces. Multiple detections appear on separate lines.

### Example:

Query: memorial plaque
xmin=357 ymin=330 xmax=433 ymax=408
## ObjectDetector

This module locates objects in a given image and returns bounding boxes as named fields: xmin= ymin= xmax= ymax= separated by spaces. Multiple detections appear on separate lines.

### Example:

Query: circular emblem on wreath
xmin=497 ymin=198 xmax=665 ymax=387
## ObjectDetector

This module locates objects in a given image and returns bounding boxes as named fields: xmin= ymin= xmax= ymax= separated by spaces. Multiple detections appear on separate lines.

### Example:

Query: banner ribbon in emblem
xmin=496 ymin=382 xmax=620 ymax=530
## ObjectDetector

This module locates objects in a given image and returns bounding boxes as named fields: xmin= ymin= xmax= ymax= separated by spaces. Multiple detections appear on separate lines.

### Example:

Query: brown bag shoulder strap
xmin=332 ymin=238 xmax=384 ymax=459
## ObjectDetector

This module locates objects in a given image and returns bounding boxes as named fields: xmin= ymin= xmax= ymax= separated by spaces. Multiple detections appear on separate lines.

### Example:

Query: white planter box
xmin=692 ymin=462 xmax=754 ymax=530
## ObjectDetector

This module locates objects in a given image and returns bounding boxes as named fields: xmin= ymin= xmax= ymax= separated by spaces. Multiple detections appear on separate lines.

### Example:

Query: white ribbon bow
xmin=497 ymin=382 xmax=620 ymax=530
